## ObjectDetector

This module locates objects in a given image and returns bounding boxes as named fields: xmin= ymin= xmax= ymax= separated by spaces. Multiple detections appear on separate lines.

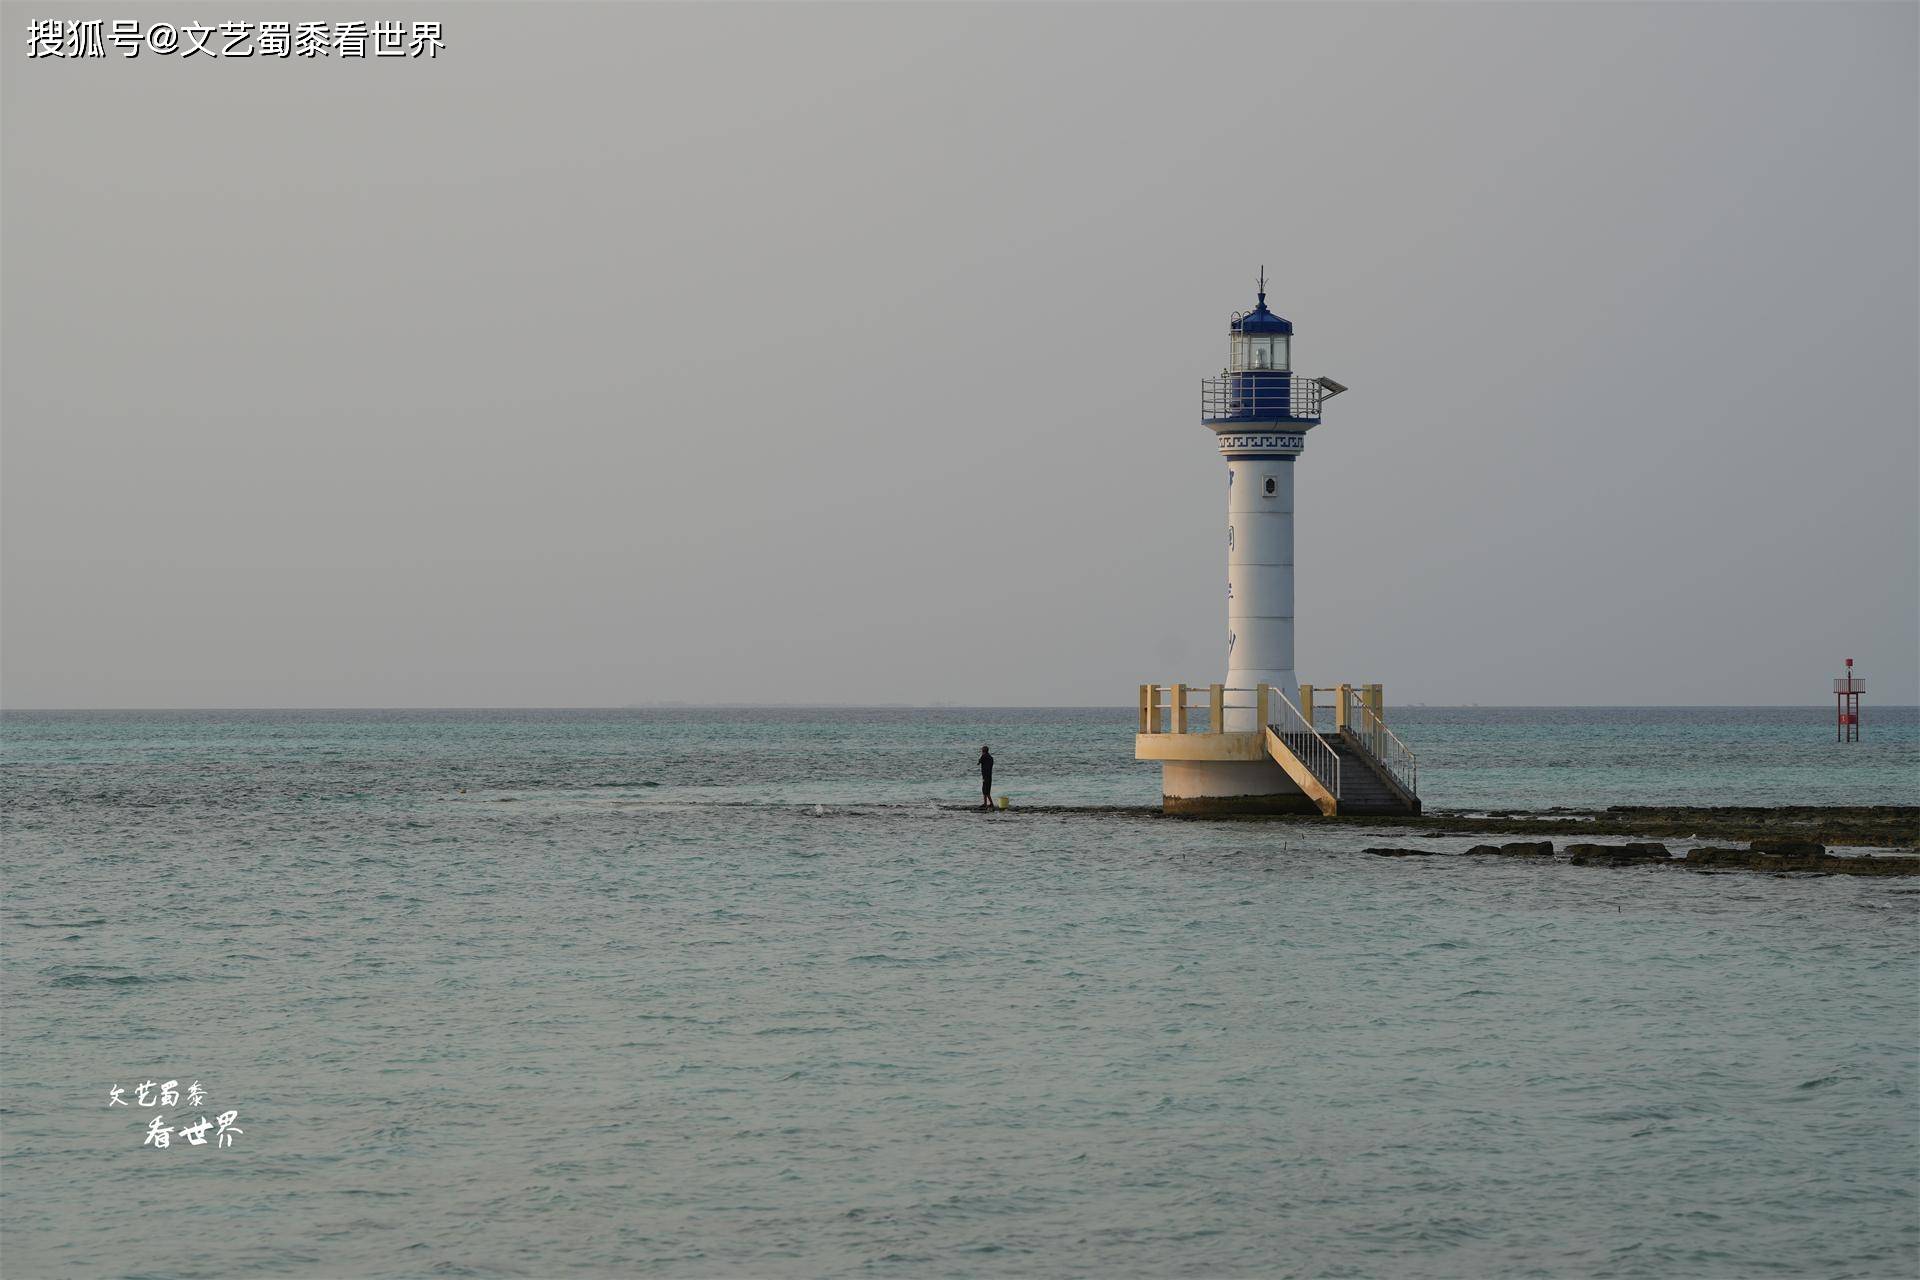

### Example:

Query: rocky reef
xmin=1566 ymin=842 xmax=1672 ymax=866
xmin=1159 ymin=803 xmax=1918 ymax=851
xmin=1680 ymin=842 xmax=1918 ymax=876
xmin=1364 ymin=838 xmax=1919 ymax=877
xmin=1403 ymin=805 xmax=1918 ymax=849
xmin=1464 ymin=841 xmax=1554 ymax=858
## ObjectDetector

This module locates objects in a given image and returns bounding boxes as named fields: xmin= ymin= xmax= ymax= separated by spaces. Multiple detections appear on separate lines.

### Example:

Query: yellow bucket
xmin=995 ymin=795 xmax=1010 ymax=810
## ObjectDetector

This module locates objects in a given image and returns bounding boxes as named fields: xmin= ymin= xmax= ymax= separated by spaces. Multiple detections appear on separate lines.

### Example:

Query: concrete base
xmin=1161 ymin=759 xmax=1316 ymax=816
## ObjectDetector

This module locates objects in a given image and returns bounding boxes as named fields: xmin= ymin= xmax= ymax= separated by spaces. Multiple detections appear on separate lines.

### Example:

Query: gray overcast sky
xmin=4 ymin=2 xmax=1915 ymax=708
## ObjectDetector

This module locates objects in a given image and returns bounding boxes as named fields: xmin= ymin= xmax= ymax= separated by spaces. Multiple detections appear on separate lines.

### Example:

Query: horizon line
xmin=4 ymin=702 xmax=1917 ymax=714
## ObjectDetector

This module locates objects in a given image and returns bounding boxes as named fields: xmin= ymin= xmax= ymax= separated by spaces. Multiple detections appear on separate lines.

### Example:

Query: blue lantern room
xmin=1202 ymin=268 xmax=1342 ymax=426
xmin=1229 ymin=286 xmax=1292 ymax=372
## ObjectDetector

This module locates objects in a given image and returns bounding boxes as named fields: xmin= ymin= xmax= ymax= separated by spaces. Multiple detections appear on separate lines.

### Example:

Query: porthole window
xmin=1264 ymin=477 xmax=1276 ymax=496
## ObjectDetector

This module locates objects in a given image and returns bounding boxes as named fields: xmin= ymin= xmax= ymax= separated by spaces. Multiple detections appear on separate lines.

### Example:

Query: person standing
xmin=978 ymin=745 xmax=994 ymax=809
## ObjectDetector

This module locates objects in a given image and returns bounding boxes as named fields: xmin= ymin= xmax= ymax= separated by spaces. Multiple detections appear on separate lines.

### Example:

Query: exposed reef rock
xmin=1370 ymin=841 xmax=1556 ymax=859
xmin=1597 ymin=807 xmax=1915 ymax=847
xmin=1165 ymin=805 xmax=1920 ymax=852
xmin=1683 ymin=846 xmax=1920 ymax=876
xmin=1463 ymin=841 xmax=1554 ymax=858
xmin=1360 ymin=838 xmax=1919 ymax=877
xmin=1746 ymin=838 xmax=1827 ymax=858
xmin=1403 ymin=805 xmax=1916 ymax=849
xmin=1566 ymin=842 xmax=1672 ymax=866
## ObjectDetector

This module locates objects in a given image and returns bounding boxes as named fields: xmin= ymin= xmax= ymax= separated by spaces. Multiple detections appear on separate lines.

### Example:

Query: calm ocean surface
xmin=3 ymin=706 xmax=1916 ymax=1278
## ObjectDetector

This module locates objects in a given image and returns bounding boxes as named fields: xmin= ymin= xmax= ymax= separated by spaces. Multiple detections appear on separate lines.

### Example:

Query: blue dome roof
xmin=1231 ymin=290 xmax=1293 ymax=335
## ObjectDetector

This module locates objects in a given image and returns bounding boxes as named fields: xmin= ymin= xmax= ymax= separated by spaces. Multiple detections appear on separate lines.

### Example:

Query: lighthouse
xmin=1135 ymin=273 xmax=1419 ymax=817
xmin=1215 ymin=269 xmax=1324 ymax=722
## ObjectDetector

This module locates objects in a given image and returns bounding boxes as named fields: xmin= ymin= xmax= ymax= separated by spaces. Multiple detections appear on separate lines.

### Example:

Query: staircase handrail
xmin=1266 ymin=684 xmax=1341 ymax=799
xmin=1345 ymin=690 xmax=1418 ymax=797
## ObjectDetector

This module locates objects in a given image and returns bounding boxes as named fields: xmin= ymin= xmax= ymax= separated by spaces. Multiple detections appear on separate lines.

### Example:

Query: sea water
xmin=2 ymin=707 xmax=1916 ymax=1278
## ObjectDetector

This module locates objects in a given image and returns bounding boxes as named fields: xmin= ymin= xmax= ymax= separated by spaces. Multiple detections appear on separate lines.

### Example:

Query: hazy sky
xmin=5 ymin=2 xmax=1916 ymax=708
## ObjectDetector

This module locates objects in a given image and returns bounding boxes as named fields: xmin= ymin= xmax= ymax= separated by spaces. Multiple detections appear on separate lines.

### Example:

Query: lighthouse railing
xmin=1345 ymin=689 xmax=1418 ymax=798
xmin=1139 ymin=683 xmax=1231 ymax=734
xmin=1265 ymin=685 xmax=1342 ymax=800
xmin=1201 ymin=375 xmax=1325 ymax=423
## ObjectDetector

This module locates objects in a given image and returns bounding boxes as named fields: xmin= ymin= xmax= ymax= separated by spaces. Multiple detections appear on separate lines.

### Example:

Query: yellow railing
xmin=1143 ymin=681 xmax=1393 ymax=738
xmin=1138 ymin=682 xmax=1240 ymax=735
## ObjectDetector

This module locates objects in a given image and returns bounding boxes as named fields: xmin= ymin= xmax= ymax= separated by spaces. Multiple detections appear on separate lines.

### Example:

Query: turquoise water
xmin=3 ymin=708 xmax=1916 ymax=1278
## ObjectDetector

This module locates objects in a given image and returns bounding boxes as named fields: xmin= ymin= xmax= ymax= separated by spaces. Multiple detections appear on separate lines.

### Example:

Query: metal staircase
xmin=1327 ymin=734 xmax=1419 ymax=814
xmin=1265 ymin=687 xmax=1420 ymax=817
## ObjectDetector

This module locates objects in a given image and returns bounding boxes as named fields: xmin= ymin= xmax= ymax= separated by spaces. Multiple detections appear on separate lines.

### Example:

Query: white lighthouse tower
xmin=1218 ymin=269 xmax=1313 ymax=722
xmin=1135 ymin=273 xmax=1419 ymax=817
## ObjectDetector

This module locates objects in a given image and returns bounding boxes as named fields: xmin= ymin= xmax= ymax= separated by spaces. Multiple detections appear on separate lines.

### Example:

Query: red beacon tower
xmin=1834 ymin=659 xmax=1864 ymax=742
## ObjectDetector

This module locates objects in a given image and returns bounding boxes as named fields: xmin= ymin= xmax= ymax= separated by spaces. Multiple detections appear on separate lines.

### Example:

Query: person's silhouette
xmin=978 ymin=746 xmax=994 ymax=810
